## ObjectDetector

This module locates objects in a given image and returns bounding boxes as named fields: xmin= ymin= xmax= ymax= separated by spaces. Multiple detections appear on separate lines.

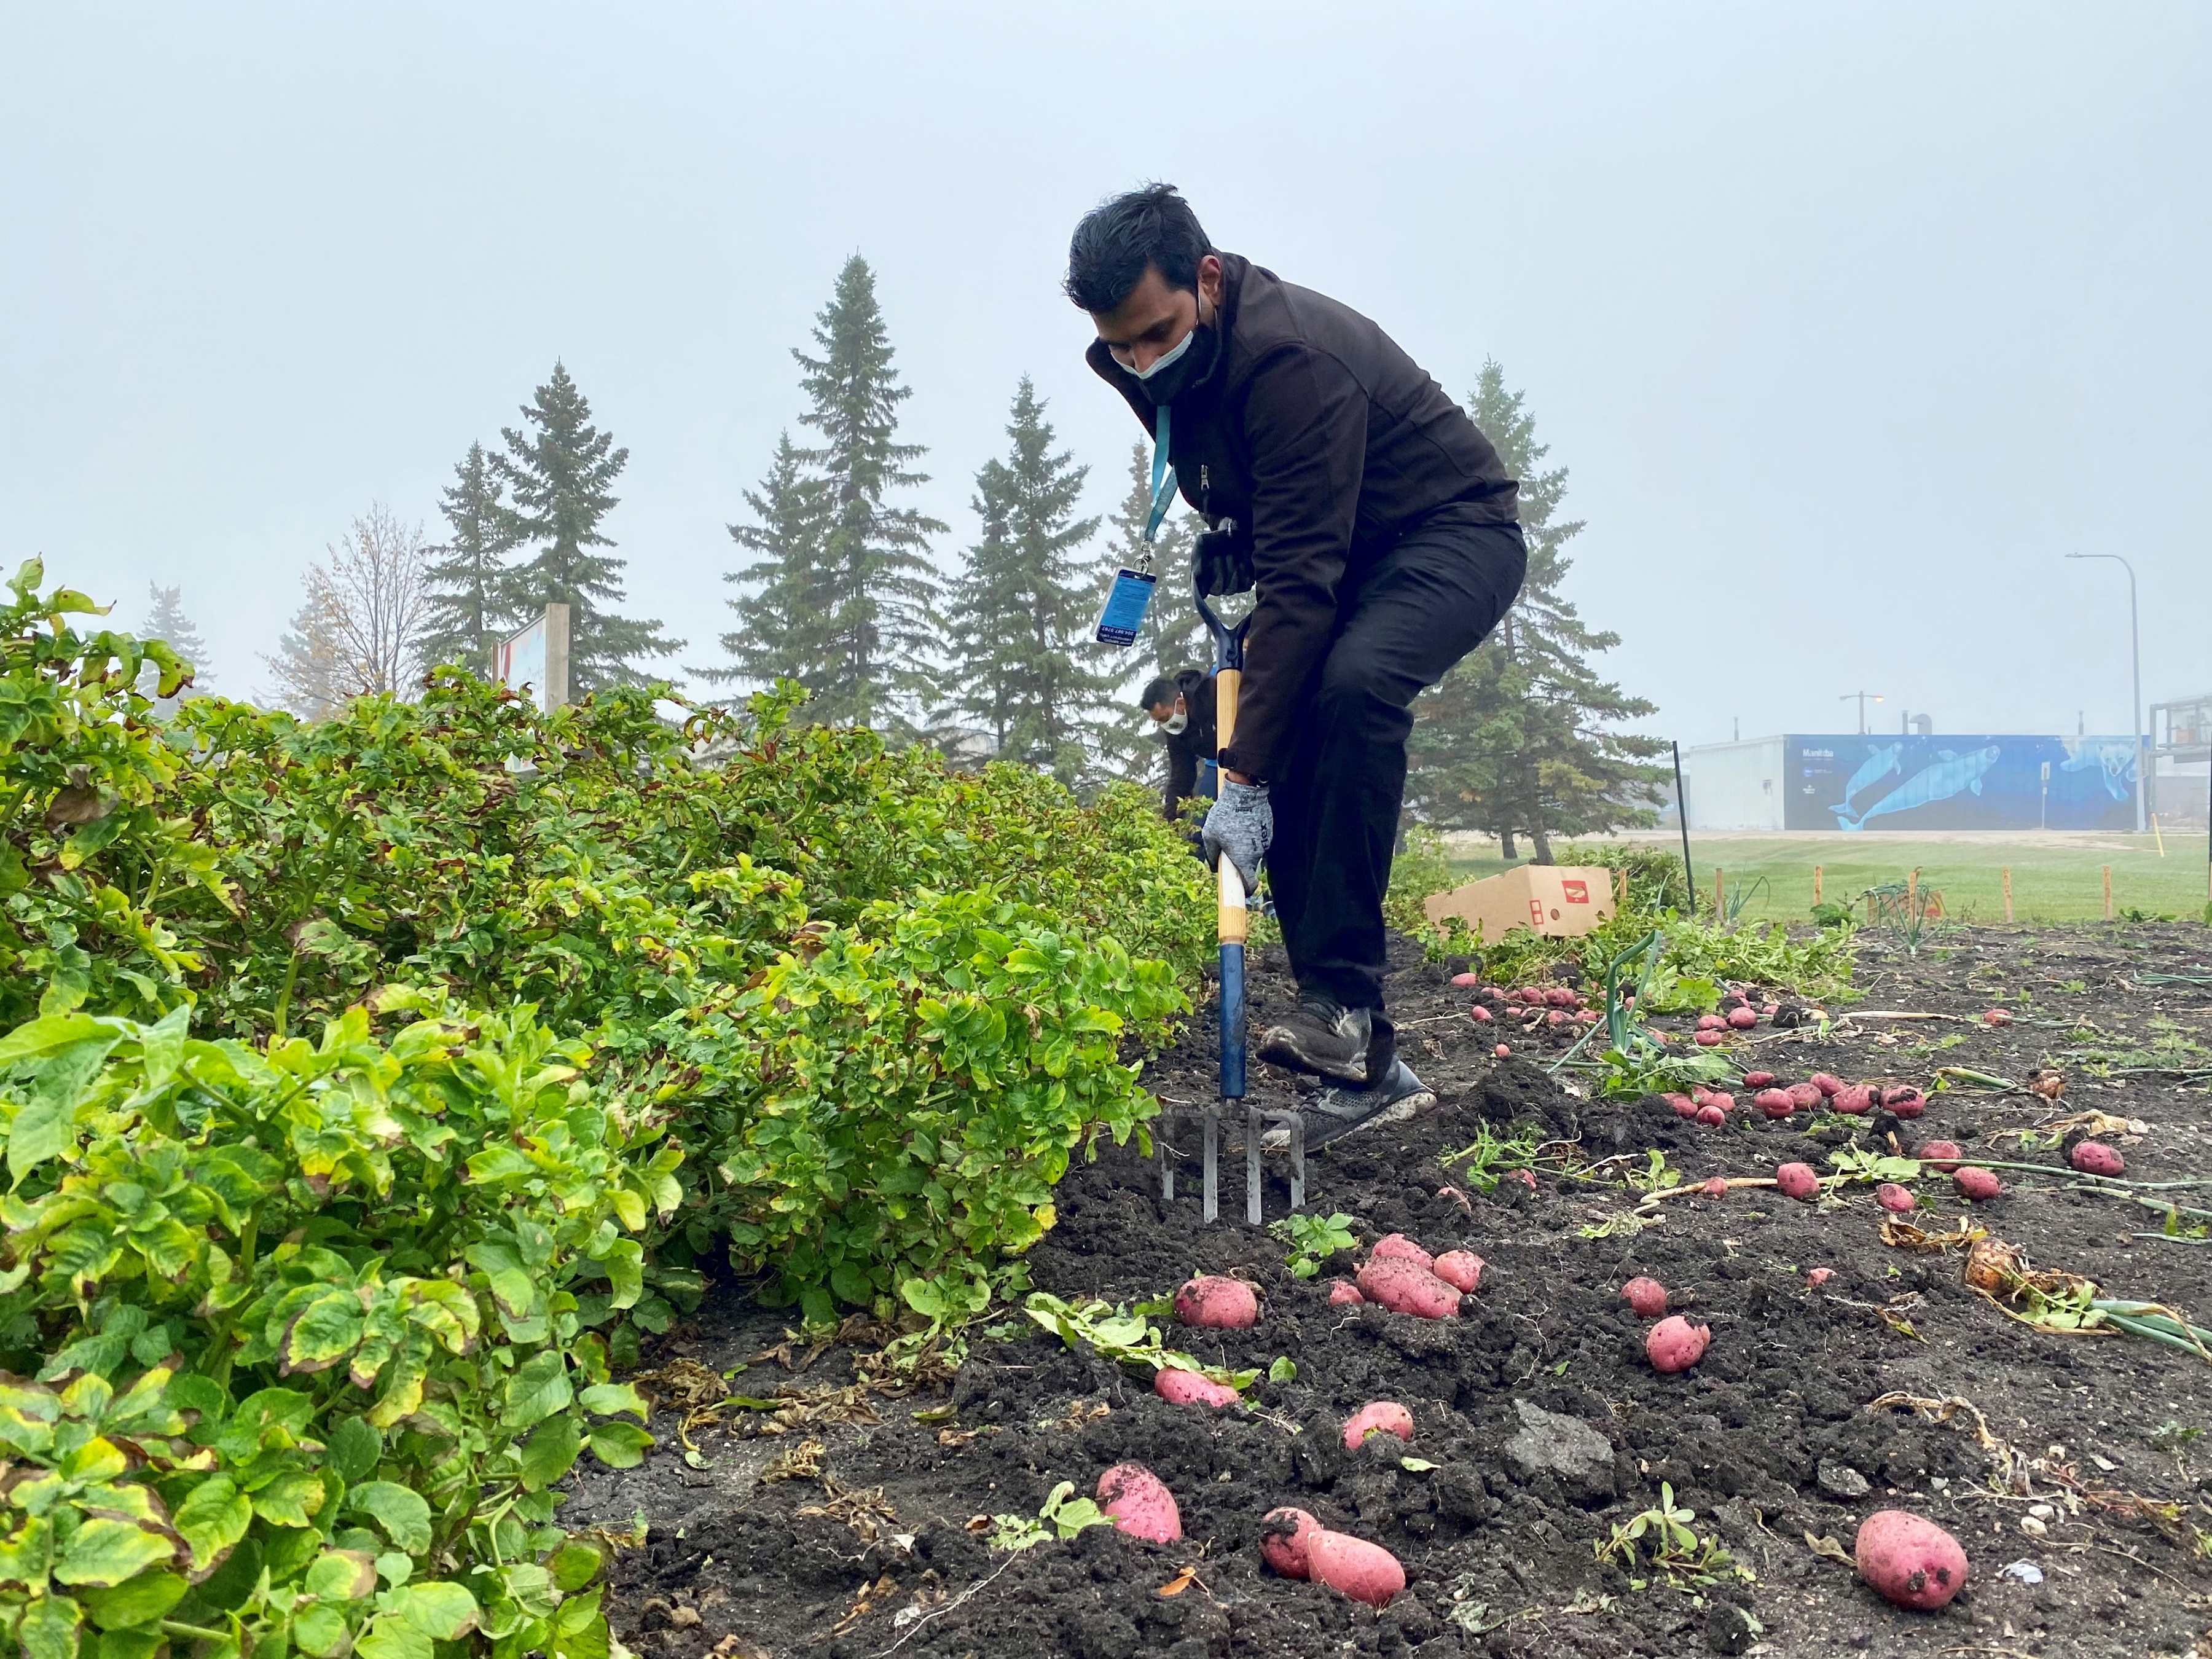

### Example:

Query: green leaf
xmin=586 ymin=1422 xmax=654 ymax=1470
xmin=345 ymin=1483 xmax=431 ymax=1557
xmin=1400 ymin=1456 xmax=1438 ymax=1473
xmin=171 ymin=1476 xmax=251 ymax=1575
xmin=501 ymin=1352 xmax=572 ymax=1430
xmin=304 ymin=1551 xmax=378 ymax=1601
xmin=547 ymin=1542 xmax=603 ymax=1594
xmin=325 ymin=1417 xmax=382 ymax=1486
xmin=389 ymin=1581 xmax=479 ymax=1640
xmin=249 ymin=1467 xmax=327 ymax=1528
xmin=53 ymin=1520 xmax=176 ymax=1588
xmin=0 ymin=1013 xmax=112 ymax=1067
xmin=18 ymin=1590 xmax=82 ymax=1659
xmin=77 ymin=1573 xmax=186 ymax=1632
xmin=280 ymin=1289 xmax=365 ymax=1375
xmin=1268 ymin=1357 xmax=1296 ymax=1384
xmin=576 ymin=1383 xmax=646 ymax=1422
xmin=355 ymin=1611 xmax=433 ymax=1659
xmin=516 ymin=1416 xmax=581 ymax=1491
xmin=291 ymin=1603 xmax=352 ymax=1659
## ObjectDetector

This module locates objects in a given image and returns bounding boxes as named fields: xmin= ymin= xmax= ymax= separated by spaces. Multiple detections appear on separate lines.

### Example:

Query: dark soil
xmin=569 ymin=922 xmax=2212 ymax=1658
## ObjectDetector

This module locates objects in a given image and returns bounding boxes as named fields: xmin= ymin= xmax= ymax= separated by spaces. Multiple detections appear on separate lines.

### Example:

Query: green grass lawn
xmin=1441 ymin=833 xmax=2212 ymax=924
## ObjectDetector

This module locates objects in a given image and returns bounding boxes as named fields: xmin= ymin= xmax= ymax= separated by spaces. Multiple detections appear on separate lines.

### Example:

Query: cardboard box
xmin=1422 ymin=865 xmax=1620 ymax=941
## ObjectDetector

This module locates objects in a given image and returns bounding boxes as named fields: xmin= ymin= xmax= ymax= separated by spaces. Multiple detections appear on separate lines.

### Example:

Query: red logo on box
xmin=1529 ymin=900 xmax=1545 ymax=926
xmin=1561 ymin=880 xmax=1590 ymax=904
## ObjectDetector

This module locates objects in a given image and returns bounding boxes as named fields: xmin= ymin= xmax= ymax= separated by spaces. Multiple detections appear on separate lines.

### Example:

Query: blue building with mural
xmin=1679 ymin=734 xmax=2139 ymax=831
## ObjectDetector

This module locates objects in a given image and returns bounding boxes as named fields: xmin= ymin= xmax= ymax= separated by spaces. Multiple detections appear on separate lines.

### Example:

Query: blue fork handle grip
xmin=1220 ymin=941 xmax=1247 ymax=1100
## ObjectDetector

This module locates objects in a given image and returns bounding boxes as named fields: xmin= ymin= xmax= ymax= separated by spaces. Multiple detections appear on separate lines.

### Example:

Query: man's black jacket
xmin=1088 ymin=253 xmax=1518 ymax=782
xmin=1157 ymin=666 xmax=1220 ymax=817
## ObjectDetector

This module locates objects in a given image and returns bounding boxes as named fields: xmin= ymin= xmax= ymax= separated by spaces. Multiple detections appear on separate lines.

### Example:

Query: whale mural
xmin=1784 ymin=734 xmax=2138 ymax=831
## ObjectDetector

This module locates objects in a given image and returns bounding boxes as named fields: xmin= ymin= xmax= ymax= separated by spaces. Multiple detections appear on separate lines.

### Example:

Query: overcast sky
xmin=4 ymin=3 xmax=2206 ymax=747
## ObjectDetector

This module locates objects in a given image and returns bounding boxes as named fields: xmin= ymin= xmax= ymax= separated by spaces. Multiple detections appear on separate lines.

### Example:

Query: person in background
xmin=1140 ymin=668 xmax=1219 ymax=820
xmin=1067 ymin=183 xmax=1525 ymax=1148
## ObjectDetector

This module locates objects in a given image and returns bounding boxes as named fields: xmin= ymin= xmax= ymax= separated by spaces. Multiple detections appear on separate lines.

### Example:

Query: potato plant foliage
xmin=0 ymin=561 xmax=1210 ymax=1659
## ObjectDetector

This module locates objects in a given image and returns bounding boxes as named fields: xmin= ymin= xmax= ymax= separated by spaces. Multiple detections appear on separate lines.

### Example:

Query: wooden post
xmin=1813 ymin=865 xmax=1824 ymax=906
xmin=2103 ymin=865 xmax=2113 ymax=921
xmin=1907 ymin=868 xmax=1919 ymax=921
xmin=2002 ymin=866 xmax=2014 ymax=924
xmin=1714 ymin=867 xmax=1725 ymax=916
xmin=1616 ymin=868 xmax=1630 ymax=911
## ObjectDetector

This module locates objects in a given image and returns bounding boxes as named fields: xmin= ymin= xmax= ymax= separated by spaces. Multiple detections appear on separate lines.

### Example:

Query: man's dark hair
xmin=1137 ymin=674 xmax=1180 ymax=712
xmin=1065 ymin=184 xmax=1212 ymax=314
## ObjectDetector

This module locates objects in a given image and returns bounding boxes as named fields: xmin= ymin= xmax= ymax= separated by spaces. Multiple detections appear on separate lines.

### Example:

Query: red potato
xmin=1175 ymin=1276 xmax=1259 ymax=1330
xmin=1515 ymin=1169 xmax=1537 ymax=1191
xmin=1341 ymin=1401 xmax=1415 ymax=1449
xmin=1807 ymin=1267 xmax=1835 ymax=1287
xmin=1915 ymin=1140 xmax=1963 ymax=1173
xmin=1810 ymin=1072 xmax=1845 ymax=1097
xmin=1327 ymin=1279 xmax=1365 ymax=1307
xmin=1832 ymin=1084 xmax=1875 ymax=1115
xmin=1775 ymin=1162 xmax=1820 ymax=1201
xmin=1953 ymin=1167 xmax=2002 ymax=1201
xmin=1259 ymin=1507 xmax=1320 ymax=1579
xmin=1577 ymin=1008 xmax=1601 ymax=1024
xmin=1694 ymin=1030 xmax=1724 ymax=1048
xmin=1480 ymin=984 xmax=1505 ymax=1000
xmin=1470 ymin=1005 xmax=1493 ymax=1023
xmin=1622 ymin=1277 xmax=1668 ymax=1317
xmin=1702 ymin=1177 xmax=1729 ymax=1198
xmin=1494 ymin=1043 xmax=1512 ymax=1059
xmin=2070 ymin=1141 xmax=2126 ymax=1177
xmin=1547 ymin=1010 xmax=1570 ymax=1027
xmin=1306 ymin=1530 xmax=1405 ymax=1609
xmin=1546 ymin=987 xmax=1579 ymax=1008
xmin=1518 ymin=987 xmax=1547 ymax=1005
xmin=1449 ymin=971 xmax=1481 ymax=988
xmin=1876 ymin=1183 xmax=1916 ymax=1214
xmin=1356 ymin=1257 xmax=1461 ymax=1320
xmin=1691 ymin=1087 xmax=1718 ymax=1105
xmin=1696 ymin=1014 xmax=1726 ymax=1032
xmin=1705 ymin=1091 xmax=1736 ymax=1114
xmin=1097 ymin=1464 xmax=1181 ymax=1543
xmin=1695 ymin=1104 xmax=1726 ymax=1127
xmin=1433 ymin=1250 xmax=1484 ymax=1292
xmin=1786 ymin=1081 xmax=1823 ymax=1110
xmin=1742 ymin=1070 xmax=1776 ymax=1089
xmin=1854 ymin=1510 xmax=1968 ymax=1611
xmin=1663 ymin=1092 xmax=1698 ymax=1119
xmin=1882 ymin=1083 xmax=1924 ymax=1108
xmin=1982 ymin=1008 xmax=2014 ymax=1027
xmin=1370 ymin=1233 xmax=1435 ymax=1270
xmin=1727 ymin=1006 xmax=1758 ymax=1030
xmin=1437 ymin=1185 xmax=1473 ymax=1212
xmin=1155 ymin=1367 xmax=1241 ymax=1409
xmin=1753 ymin=1088 xmax=1795 ymax=1120
xmin=1646 ymin=1316 xmax=1711 ymax=1373
xmin=1887 ymin=1092 xmax=1926 ymax=1120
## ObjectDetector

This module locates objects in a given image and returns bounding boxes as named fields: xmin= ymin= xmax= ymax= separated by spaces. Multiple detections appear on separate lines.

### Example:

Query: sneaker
xmin=1265 ymin=1060 xmax=1438 ymax=1152
xmin=1257 ymin=994 xmax=1372 ymax=1083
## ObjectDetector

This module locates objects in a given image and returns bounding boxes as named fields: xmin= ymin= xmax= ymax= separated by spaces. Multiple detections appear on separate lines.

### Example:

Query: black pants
xmin=1266 ymin=508 xmax=1526 ymax=1084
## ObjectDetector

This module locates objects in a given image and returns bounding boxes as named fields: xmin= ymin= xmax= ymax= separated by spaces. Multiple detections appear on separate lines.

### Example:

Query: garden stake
xmin=1156 ymin=576 xmax=1301 ymax=1225
xmin=1672 ymin=741 xmax=1695 ymax=917
xmin=2104 ymin=865 xmax=2113 ymax=920
xmin=2003 ymin=866 xmax=2014 ymax=924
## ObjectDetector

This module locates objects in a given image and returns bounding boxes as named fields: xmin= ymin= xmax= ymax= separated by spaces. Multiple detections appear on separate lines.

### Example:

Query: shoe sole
xmin=1256 ymin=1027 xmax=1373 ymax=1084
xmin=1263 ymin=1089 xmax=1437 ymax=1153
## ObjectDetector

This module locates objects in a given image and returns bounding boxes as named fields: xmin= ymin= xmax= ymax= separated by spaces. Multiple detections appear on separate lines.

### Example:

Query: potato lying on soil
xmin=1915 ymin=1139 xmax=1963 ymax=1172
xmin=1775 ymin=1162 xmax=1819 ymax=1201
xmin=1701 ymin=1177 xmax=1728 ymax=1198
xmin=1433 ymin=1250 xmax=1484 ymax=1292
xmin=1259 ymin=1507 xmax=1320 ymax=1579
xmin=1693 ymin=1030 xmax=1724 ymax=1048
xmin=1832 ymin=1083 xmax=1875 ymax=1115
xmin=1695 ymin=1104 xmax=1726 ymax=1126
xmin=1327 ymin=1279 xmax=1365 ymax=1307
xmin=1807 ymin=1267 xmax=1835 ymax=1287
xmin=1097 ymin=1464 xmax=1181 ymax=1543
xmin=1494 ymin=1043 xmax=1512 ymax=1059
xmin=1449 ymin=971 xmax=1480 ymax=988
xmin=1175 ymin=1275 xmax=1259 ymax=1329
xmin=1876 ymin=1182 xmax=1915 ymax=1213
xmin=1753 ymin=1088 xmax=1795 ymax=1118
xmin=1370 ymin=1233 xmax=1434 ymax=1270
xmin=1953 ymin=1167 xmax=2002 ymax=1201
xmin=1696 ymin=1014 xmax=1726 ymax=1032
xmin=1810 ymin=1072 xmax=1845 ymax=1097
xmin=1356 ymin=1257 xmax=1461 ymax=1319
xmin=1743 ymin=1069 xmax=1776 ymax=1088
xmin=1646 ymin=1316 xmax=1711 ymax=1373
xmin=1341 ymin=1401 xmax=1414 ymax=1449
xmin=1663 ymin=1092 xmax=1698 ymax=1119
xmin=1305 ymin=1531 xmax=1406 ymax=1608
xmin=1786 ymin=1081 xmax=1824 ymax=1110
xmin=1154 ymin=1367 xmax=1240 ymax=1409
xmin=1622 ymin=1276 xmax=1668 ymax=1318
xmin=1854 ymin=1510 xmax=1968 ymax=1610
xmin=1883 ymin=1084 xmax=1926 ymax=1117
xmin=2071 ymin=1141 xmax=2126 ymax=1176
xmin=1470 ymin=1005 xmax=1492 ymax=1022
xmin=1726 ymin=1006 xmax=1758 ymax=1030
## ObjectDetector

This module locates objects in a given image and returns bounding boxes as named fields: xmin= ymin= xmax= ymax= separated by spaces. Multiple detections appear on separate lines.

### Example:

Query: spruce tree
xmin=790 ymin=257 xmax=945 ymax=728
xmin=494 ymin=362 xmax=680 ymax=694
xmin=1408 ymin=361 xmax=1668 ymax=861
xmin=419 ymin=442 xmax=517 ymax=677
xmin=692 ymin=433 xmax=834 ymax=696
xmin=138 ymin=583 xmax=211 ymax=710
xmin=936 ymin=378 xmax=1114 ymax=784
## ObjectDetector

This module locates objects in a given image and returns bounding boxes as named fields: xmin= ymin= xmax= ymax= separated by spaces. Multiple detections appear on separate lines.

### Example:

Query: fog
xmin=4 ymin=2 xmax=2206 ymax=743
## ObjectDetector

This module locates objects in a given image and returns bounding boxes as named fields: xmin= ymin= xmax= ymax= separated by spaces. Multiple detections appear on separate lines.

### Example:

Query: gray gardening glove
xmin=1201 ymin=779 xmax=1273 ymax=892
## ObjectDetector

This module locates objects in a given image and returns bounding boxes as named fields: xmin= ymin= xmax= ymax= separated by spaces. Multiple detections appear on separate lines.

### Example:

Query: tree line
xmin=161 ymin=255 xmax=1665 ymax=852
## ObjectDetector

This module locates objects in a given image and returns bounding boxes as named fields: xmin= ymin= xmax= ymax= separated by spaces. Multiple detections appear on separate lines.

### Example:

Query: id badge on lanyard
xmin=1092 ymin=406 xmax=1176 ymax=647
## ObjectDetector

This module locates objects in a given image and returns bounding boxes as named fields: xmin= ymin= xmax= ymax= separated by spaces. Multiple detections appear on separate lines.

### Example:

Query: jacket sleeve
xmin=1164 ymin=736 xmax=1197 ymax=817
xmin=1216 ymin=345 xmax=1368 ymax=781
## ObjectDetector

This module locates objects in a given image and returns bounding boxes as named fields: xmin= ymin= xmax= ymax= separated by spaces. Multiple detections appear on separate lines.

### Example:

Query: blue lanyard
xmin=1140 ymin=405 xmax=1177 ymax=553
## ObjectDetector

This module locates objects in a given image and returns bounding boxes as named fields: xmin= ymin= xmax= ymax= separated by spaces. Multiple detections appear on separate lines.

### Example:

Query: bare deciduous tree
xmin=262 ymin=505 xmax=434 ymax=719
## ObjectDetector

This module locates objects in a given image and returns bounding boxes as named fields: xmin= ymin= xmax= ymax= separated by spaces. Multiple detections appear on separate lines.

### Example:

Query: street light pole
xmin=2067 ymin=553 xmax=2146 ymax=833
xmin=1839 ymin=691 xmax=1884 ymax=736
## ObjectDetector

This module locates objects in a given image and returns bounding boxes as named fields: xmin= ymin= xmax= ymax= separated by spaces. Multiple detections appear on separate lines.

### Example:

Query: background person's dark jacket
xmin=1088 ymin=253 xmax=1518 ymax=783
xmin=1157 ymin=667 xmax=1220 ymax=817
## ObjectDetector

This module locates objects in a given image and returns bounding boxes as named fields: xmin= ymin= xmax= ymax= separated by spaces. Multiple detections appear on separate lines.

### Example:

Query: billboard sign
xmin=495 ymin=604 xmax=570 ymax=713
xmin=1783 ymin=734 xmax=2137 ymax=831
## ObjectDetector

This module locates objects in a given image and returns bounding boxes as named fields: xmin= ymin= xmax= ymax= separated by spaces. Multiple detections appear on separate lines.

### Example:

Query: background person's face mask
xmin=1161 ymin=701 xmax=1189 ymax=735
